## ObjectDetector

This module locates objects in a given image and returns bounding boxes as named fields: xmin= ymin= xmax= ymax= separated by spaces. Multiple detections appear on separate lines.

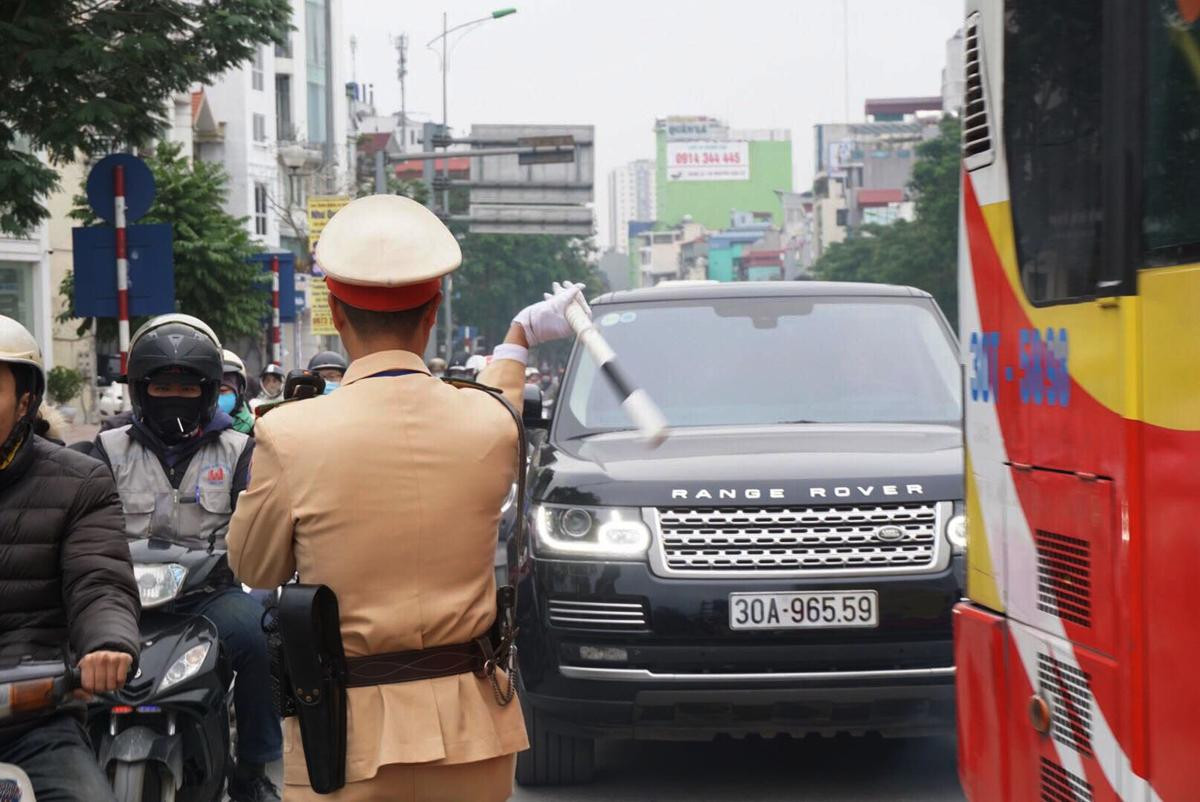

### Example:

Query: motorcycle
xmin=0 ymin=659 xmax=82 ymax=801
xmin=89 ymin=538 xmax=234 ymax=802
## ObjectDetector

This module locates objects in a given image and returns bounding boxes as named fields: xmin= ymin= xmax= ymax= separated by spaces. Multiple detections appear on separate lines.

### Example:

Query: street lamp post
xmin=426 ymin=7 xmax=516 ymax=361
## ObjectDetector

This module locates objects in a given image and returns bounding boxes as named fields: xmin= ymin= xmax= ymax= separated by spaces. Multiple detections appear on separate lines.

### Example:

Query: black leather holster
xmin=277 ymin=584 xmax=347 ymax=794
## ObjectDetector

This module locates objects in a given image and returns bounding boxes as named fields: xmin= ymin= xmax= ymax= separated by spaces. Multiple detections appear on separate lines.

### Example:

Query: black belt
xmin=344 ymin=638 xmax=496 ymax=687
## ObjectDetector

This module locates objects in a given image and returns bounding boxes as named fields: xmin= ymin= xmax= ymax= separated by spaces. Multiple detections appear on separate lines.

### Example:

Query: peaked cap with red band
xmin=314 ymin=194 xmax=461 ymax=312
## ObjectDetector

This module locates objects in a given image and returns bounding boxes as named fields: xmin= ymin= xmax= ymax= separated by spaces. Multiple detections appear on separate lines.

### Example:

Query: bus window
xmin=1003 ymin=1 xmax=1105 ymax=303
xmin=1143 ymin=2 xmax=1200 ymax=266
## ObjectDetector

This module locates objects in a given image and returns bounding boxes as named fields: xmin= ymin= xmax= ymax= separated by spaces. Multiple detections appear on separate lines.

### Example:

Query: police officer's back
xmin=228 ymin=196 xmax=587 ymax=801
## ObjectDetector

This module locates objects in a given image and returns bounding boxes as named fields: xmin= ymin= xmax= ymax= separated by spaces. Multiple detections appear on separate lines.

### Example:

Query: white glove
xmin=512 ymin=281 xmax=591 ymax=347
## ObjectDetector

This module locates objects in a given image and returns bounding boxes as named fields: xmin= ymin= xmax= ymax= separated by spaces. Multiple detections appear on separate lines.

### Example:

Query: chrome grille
xmin=547 ymin=599 xmax=648 ymax=630
xmin=654 ymin=502 xmax=942 ymax=577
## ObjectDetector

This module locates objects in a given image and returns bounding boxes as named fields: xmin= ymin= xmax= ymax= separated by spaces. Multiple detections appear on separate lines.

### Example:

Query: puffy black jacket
xmin=0 ymin=434 xmax=140 ymax=663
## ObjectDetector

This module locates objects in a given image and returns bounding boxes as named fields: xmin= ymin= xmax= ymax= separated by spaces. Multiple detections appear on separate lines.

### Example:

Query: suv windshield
xmin=556 ymin=295 xmax=960 ymax=438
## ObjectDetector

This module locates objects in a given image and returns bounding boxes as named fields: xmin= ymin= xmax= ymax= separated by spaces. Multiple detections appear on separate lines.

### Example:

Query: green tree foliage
xmin=0 ymin=0 xmax=291 ymax=234
xmin=62 ymin=142 xmax=267 ymax=342
xmin=455 ymin=234 xmax=602 ymax=348
xmin=46 ymin=365 xmax=84 ymax=405
xmin=812 ymin=116 xmax=962 ymax=328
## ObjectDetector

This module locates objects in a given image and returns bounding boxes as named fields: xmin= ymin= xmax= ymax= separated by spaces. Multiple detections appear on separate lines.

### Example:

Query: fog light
xmin=946 ymin=514 xmax=967 ymax=553
xmin=578 ymin=645 xmax=628 ymax=663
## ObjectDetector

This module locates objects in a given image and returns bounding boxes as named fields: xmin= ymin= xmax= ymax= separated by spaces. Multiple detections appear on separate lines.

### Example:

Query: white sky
xmin=343 ymin=0 xmax=964 ymax=247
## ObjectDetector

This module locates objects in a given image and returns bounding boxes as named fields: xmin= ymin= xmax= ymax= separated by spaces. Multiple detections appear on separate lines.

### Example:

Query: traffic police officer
xmin=227 ymin=194 xmax=588 ymax=801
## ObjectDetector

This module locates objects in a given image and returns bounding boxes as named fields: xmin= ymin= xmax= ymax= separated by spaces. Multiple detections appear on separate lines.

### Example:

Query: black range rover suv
xmin=510 ymin=281 xmax=965 ymax=785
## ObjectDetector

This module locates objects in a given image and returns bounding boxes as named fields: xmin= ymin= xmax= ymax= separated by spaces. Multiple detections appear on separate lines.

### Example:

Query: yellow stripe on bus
xmin=965 ymin=450 xmax=1004 ymax=613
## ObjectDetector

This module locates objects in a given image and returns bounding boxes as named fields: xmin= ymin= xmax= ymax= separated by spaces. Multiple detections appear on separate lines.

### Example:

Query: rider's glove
xmin=512 ymin=281 xmax=591 ymax=348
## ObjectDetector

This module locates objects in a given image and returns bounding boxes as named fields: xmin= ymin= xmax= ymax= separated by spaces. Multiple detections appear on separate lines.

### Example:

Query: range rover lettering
xmin=510 ymin=281 xmax=965 ymax=786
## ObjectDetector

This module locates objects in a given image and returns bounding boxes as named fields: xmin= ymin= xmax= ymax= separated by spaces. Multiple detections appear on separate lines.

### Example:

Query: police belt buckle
xmin=277 ymin=584 xmax=347 ymax=794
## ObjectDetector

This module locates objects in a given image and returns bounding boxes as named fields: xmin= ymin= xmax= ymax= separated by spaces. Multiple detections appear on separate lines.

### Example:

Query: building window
xmin=307 ymin=81 xmax=327 ymax=144
xmin=252 ymin=47 xmax=264 ymax=91
xmin=275 ymin=35 xmax=292 ymax=59
xmin=305 ymin=0 xmax=328 ymax=145
xmin=0 ymin=263 xmax=33 ymax=333
xmin=275 ymin=76 xmax=292 ymax=140
xmin=253 ymin=113 xmax=267 ymax=143
xmin=254 ymin=183 xmax=268 ymax=236
xmin=306 ymin=0 xmax=327 ymax=69
xmin=1004 ymin=0 xmax=1104 ymax=302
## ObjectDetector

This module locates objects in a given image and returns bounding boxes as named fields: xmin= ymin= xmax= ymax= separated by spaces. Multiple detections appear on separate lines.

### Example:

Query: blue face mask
xmin=217 ymin=392 xmax=237 ymax=414
xmin=322 ymin=381 xmax=340 ymax=395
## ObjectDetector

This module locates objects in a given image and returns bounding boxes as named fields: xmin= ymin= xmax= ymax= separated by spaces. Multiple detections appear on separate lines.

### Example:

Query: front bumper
xmin=515 ymin=556 xmax=961 ymax=739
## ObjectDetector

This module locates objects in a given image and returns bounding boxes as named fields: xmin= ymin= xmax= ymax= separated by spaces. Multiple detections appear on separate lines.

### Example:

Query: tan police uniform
xmin=226 ymin=195 xmax=528 ymax=802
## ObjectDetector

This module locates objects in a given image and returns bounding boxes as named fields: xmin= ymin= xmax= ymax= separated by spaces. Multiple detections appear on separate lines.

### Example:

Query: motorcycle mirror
xmin=284 ymin=369 xmax=326 ymax=401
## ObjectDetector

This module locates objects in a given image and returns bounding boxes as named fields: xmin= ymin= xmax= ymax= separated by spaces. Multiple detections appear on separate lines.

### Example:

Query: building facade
xmin=810 ymin=100 xmax=941 ymax=259
xmin=607 ymin=159 xmax=656 ymax=253
xmin=654 ymin=116 xmax=792 ymax=231
xmin=186 ymin=0 xmax=353 ymax=262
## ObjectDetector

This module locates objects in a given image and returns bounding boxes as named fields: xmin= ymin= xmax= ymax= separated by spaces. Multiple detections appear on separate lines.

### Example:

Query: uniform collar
xmin=342 ymin=350 xmax=430 ymax=387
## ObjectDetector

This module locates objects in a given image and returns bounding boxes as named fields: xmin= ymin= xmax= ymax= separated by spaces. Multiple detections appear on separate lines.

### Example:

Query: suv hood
xmin=535 ymin=423 xmax=962 ymax=506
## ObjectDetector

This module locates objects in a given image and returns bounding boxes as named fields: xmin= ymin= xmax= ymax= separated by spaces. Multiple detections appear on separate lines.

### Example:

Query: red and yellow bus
xmin=956 ymin=1 xmax=1200 ymax=800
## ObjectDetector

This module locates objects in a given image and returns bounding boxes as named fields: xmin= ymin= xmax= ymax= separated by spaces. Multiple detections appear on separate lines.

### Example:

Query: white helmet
xmin=0 ymin=315 xmax=45 ymax=397
xmin=221 ymin=350 xmax=247 ymax=381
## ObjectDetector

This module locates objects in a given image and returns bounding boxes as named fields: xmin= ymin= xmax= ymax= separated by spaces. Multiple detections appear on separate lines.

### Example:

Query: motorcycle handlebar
xmin=0 ymin=661 xmax=84 ymax=721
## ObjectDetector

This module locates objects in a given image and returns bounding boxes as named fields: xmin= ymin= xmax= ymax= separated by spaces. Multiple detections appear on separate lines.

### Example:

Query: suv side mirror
xmin=523 ymin=384 xmax=548 ymax=429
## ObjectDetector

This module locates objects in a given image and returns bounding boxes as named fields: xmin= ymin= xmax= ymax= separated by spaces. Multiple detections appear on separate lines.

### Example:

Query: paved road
xmin=511 ymin=735 xmax=964 ymax=802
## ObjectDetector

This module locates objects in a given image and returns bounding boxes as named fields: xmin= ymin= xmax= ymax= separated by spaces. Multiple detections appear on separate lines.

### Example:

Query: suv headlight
xmin=535 ymin=505 xmax=651 ymax=558
xmin=133 ymin=564 xmax=187 ymax=608
xmin=945 ymin=503 xmax=966 ymax=554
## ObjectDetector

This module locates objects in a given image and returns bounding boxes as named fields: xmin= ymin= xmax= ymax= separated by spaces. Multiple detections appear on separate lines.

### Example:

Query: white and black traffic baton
xmin=563 ymin=298 xmax=670 ymax=447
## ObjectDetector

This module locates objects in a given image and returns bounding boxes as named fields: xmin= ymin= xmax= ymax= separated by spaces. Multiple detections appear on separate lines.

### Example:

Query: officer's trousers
xmin=282 ymin=753 xmax=516 ymax=802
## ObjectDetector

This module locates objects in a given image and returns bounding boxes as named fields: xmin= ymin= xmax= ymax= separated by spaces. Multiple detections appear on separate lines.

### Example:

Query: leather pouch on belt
xmin=278 ymin=584 xmax=347 ymax=794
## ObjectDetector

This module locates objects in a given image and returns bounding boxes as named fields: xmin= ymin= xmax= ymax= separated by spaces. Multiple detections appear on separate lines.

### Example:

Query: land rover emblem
xmin=875 ymin=525 xmax=905 ymax=542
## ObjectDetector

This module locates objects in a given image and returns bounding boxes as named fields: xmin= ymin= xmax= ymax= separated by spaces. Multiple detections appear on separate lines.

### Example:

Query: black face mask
xmin=145 ymin=396 xmax=207 ymax=444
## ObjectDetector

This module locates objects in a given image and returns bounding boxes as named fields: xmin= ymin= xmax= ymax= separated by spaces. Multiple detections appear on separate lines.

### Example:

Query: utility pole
xmin=396 ymin=34 xmax=409 ymax=152
xmin=323 ymin=0 xmax=335 ymax=192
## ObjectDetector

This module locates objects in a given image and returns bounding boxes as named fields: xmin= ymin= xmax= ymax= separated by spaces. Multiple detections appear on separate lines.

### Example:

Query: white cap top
xmin=315 ymin=194 xmax=462 ymax=287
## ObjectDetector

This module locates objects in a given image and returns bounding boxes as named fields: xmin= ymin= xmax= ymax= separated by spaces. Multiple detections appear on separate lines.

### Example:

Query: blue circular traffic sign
xmin=85 ymin=154 xmax=156 ymax=225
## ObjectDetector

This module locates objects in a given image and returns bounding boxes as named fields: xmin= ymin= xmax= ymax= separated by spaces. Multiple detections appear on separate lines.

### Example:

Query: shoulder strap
xmin=443 ymin=378 xmax=528 ymax=638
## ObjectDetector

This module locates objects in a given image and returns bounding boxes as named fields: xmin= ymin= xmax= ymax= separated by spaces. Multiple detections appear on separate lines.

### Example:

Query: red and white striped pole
xmin=114 ymin=164 xmax=132 ymax=410
xmin=270 ymin=255 xmax=281 ymax=365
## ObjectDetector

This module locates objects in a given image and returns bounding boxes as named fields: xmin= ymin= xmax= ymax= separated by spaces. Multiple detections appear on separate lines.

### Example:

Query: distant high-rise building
xmin=607 ymin=159 xmax=656 ymax=253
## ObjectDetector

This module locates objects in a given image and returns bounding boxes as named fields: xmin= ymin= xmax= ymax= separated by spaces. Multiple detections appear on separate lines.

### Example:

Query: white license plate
xmin=729 ymin=591 xmax=879 ymax=630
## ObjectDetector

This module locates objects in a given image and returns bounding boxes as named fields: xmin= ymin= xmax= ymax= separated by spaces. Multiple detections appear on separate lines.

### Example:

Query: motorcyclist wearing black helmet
xmin=91 ymin=314 xmax=282 ymax=802
xmin=307 ymin=350 xmax=346 ymax=394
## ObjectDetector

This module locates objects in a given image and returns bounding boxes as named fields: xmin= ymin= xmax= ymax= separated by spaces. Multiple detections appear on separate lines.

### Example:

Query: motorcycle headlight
xmin=535 ymin=505 xmax=651 ymax=558
xmin=945 ymin=505 xmax=967 ymax=554
xmin=158 ymin=643 xmax=211 ymax=693
xmin=133 ymin=564 xmax=187 ymax=608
